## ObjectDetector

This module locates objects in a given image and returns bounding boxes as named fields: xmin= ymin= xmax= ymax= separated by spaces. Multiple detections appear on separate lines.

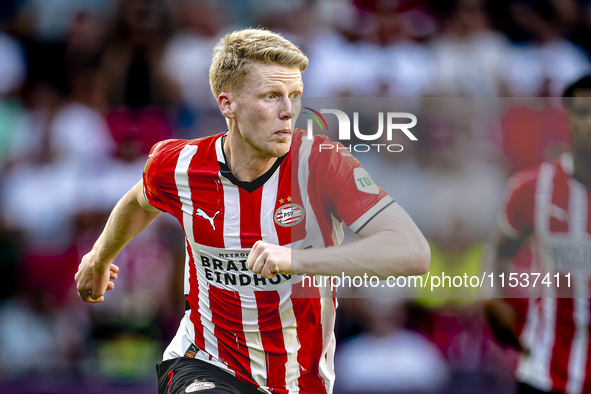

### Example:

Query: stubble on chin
xmin=268 ymin=144 xmax=289 ymax=158
xmin=263 ymin=138 xmax=290 ymax=159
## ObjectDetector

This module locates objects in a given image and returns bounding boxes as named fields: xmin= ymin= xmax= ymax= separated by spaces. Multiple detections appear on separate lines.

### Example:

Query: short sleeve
xmin=309 ymin=136 xmax=394 ymax=234
xmin=142 ymin=139 xmax=188 ymax=215
xmin=498 ymin=170 xmax=537 ymax=239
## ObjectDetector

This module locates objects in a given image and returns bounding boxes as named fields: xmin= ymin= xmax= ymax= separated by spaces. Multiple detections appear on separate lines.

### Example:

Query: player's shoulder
xmin=509 ymin=153 xmax=570 ymax=192
xmin=292 ymin=128 xmax=340 ymax=147
xmin=149 ymin=133 xmax=224 ymax=160
xmin=292 ymin=128 xmax=357 ymax=162
xmin=145 ymin=133 xmax=224 ymax=179
xmin=505 ymin=155 xmax=573 ymax=206
xmin=149 ymin=139 xmax=187 ymax=157
xmin=508 ymin=163 xmax=544 ymax=192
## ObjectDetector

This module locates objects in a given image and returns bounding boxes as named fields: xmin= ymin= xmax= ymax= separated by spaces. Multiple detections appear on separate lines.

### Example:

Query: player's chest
xmin=534 ymin=178 xmax=591 ymax=238
xmin=183 ymin=169 xmax=309 ymax=247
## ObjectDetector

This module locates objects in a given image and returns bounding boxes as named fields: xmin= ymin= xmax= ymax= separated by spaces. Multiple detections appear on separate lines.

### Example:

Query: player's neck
xmin=573 ymin=149 xmax=591 ymax=190
xmin=222 ymin=133 xmax=277 ymax=183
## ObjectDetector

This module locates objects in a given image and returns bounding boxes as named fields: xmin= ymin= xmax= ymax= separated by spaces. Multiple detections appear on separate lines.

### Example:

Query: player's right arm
xmin=75 ymin=180 xmax=162 ymax=303
xmin=482 ymin=231 xmax=529 ymax=351
xmin=76 ymin=139 xmax=185 ymax=303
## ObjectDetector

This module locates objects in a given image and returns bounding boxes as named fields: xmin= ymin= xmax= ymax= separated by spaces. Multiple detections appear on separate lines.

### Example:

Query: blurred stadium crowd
xmin=0 ymin=0 xmax=587 ymax=393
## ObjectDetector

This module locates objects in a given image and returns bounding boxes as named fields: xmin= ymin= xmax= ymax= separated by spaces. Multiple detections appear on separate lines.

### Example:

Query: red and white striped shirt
xmin=142 ymin=129 xmax=393 ymax=394
xmin=499 ymin=153 xmax=591 ymax=394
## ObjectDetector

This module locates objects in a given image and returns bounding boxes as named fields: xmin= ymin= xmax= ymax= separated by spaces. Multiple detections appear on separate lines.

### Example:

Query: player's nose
xmin=279 ymin=96 xmax=295 ymax=120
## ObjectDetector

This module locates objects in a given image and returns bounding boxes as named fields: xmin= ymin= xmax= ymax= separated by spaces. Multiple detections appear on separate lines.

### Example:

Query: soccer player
xmin=75 ymin=29 xmax=430 ymax=394
xmin=485 ymin=75 xmax=591 ymax=394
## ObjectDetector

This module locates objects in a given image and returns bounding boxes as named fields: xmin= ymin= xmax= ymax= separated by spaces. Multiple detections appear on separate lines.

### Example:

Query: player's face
xmin=232 ymin=63 xmax=303 ymax=158
xmin=568 ymin=91 xmax=591 ymax=154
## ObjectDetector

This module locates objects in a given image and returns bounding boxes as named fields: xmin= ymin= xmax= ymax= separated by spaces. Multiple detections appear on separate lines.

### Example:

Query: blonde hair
xmin=209 ymin=28 xmax=308 ymax=98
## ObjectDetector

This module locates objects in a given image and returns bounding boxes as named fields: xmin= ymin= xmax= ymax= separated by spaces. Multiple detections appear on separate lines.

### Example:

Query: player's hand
xmin=75 ymin=252 xmax=119 ymax=303
xmin=247 ymin=241 xmax=291 ymax=279
xmin=482 ymin=298 xmax=527 ymax=354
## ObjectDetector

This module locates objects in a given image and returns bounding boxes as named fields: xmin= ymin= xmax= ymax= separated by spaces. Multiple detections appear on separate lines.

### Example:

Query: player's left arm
xmin=248 ymin=202 xmax=430 ymax=279
xmin=480 ymin=170 xmax=536 ymax=353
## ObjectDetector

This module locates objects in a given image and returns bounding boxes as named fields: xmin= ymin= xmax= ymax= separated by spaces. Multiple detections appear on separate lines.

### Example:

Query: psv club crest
xmin=185 ymin=380 xmax=215 ymax=392
xmin=275 ymin=198 xmax=305 ymax=227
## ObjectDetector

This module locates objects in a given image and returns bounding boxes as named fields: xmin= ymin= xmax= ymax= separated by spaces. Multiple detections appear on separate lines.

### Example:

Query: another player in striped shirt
xmin=485 ymin=75 xmax=591 ymax=394
xmin=75 ymin=28 xmax=430 ymax=394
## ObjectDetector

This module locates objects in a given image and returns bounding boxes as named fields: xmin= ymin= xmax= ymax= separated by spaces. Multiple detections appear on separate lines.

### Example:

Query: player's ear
xmin=218 ymin=91 xmax=236 ymax=119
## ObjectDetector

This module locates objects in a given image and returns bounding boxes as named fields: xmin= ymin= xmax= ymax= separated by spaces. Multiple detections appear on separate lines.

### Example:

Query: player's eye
xmin=265 ymin=93 xmax=276 ymax=99
xmin=290 ymin=92 xmax=300 ymax=99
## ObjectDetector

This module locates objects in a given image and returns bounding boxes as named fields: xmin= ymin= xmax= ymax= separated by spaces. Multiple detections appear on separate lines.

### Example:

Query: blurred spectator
xmin=568 ymin=0 xmax=591 ymax=57
xmin=305 ymin=3 xmax=434 ymax=97
xmin=19 ymin=0 xmax=113 ymax=42
xmin=65 ymin=11 xmax=107 ymax=99
xmin=358 ymin=0 xmax=435 ymax=97
xmin=0 ymin=293 xmax=62 ymax=379
xmin=503 ymin=0 xmax=591 ymax=96
xmin=1 ymin=33 xmax=113 ymax=250
xmin=101 ymin=0 xmax=178 ymax=154
xmin=414 ymin=98 xmax=506 ymax=240
xmin=419 ymin=143 xmax=505 ymax=241
xmin=336 ymin=296 xmax=449 ymax=393
xmin=0 ymin=28 xmax=26 ymax=172
xmin=0 ymin=287 xmax=91 ymax=379
xmin=304 ymin=27 xmax=381 ymax=97
xmin=0 ymin=31 xmax=26 ymax=96
xmin=1 ymin=81 xmax=75 ymax=250
xmin=164 ymin=0 xmax=230 ymax=136
xmin=430 ymin=0 xmax=510 ymax=96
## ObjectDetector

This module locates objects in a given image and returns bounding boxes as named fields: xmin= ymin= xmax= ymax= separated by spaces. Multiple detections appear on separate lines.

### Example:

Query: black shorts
xmin=517 ymin=382 xmax=561 ymax=394
xmin=156 ymin=357 xmax=263 ymax=394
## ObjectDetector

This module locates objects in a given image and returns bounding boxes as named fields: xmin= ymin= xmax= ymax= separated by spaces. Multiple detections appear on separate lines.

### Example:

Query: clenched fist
xmin=75 ymin=252 xmax=119 ymax=303
xmin=247 ymin=241 xmax=291 ymax=279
